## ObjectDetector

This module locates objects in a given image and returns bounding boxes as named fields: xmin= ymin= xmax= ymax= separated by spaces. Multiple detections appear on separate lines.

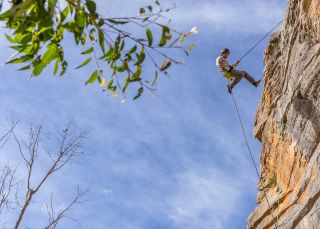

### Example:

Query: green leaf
xmin=9 ymin=45 xmax=26 ymax=52
xmin=48 ymin=0 xmax=56 ymax=13
xmin=18 ymin=65 xmax=31 ymax=71
xmin=129 ymin=78 xmax=141 ymax=83
xmin=160 ymin=60 xmax=171 ymax=71
xmin=74 ymin=28 xmax=84 ymax=44
xmin=81 ymin=33 xmax=88 ymax=45
xmin=60 ymin=61 xmax=68 ymax=76
xmin=86 ymin=70 xmax=99 ymax=85
xmin=159 ymin=26 xmax=170 ymax=47
xmin=89 ymin=28 xmax=95 ymax=41
xmin=115 ymin=60 xmax=128 ymax=72
xmin=32 ymin=44 xmax=59 ymax=76
xmin=86 ymin=0 xmax=96 ymax=14
xmin=107 ymin=19 xmax=128 ymax=25
xmin=76 ymin=57 xmax=92 ymax=69
xmin=75 ymin=12 xmax=86 ymax=27
xmin=100 ymin=48 xmax=114 ymax=61
xmin=180 ymin=34 xmax=187 ymax=43
xmin=146 ymin=28 xmax=153 ymax=46
xmin=132 ymin=65 xmax=142 ymax=80
xmin=128 ymin=45 xmax=137 ymax=55
xmin=98 ymin=30 xmax=105 ymax=53
xmin=54 ymin=58 xmax=59 ymax=75
xmin=5 ymin=34 xmax=14 ymax=43
xmin=152 ymin=71 xmax=158 ymax=86
xmin=143 ymin=16 xmax=150 ymax=23
xmin=81 ymin=47 xmax=94 ymax=55
xmin=120 ymin=40 xmax=125 ymax=51
xmin=115 ymin=35 xmax=121 ymax=51
xmin=36 ymin=26 xmax=53 ymax=37
xmin=100 ymin=77 xmax=106 ymax=87
xmin=123 ymin=79 xmax=130 ymax=93
xmin=110 ymin=93 xmax=119 ymax=98
xmin=0 ymin=10 xmax=10 ymax=21
xmin=33 ymin=63 xmax=46 ymax=76
xmin=110 ymin=86 xmax=117 ymax=92
xmin=107 ymin=78 xmax=114 ymax=89
xmin=139 ymin=8 xmax=146 ymax=14
xmin=97 ymin=18 xmax=104 ymax=27
xmin=42 ymin=44 xmax=59 ymax=64
xmin=189 ymin=43 xmax=196 ymax=51
xmin=61 ymin=6 xmax=69 ymax=21
xmin=9 ymin=33 xmax=32 ymax=44
xmin=135 ymin=46 xmax=145 ymax=65
xmin=133 ymin=87 xmax=144 ymax=100
xmin=7 ymin=55 xmax=33 ymax=64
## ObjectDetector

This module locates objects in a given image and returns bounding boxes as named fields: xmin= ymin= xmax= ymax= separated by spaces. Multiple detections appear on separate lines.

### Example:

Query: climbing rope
xmin=231 ymin=93 xmax=279 ymax=228
xmin=231 ymin=94 xmax=260 ymax=178
xmin=222 ymin=18 xmax=284 ymax=229
xmin=238 ymin=20 xmax=283 ymax=62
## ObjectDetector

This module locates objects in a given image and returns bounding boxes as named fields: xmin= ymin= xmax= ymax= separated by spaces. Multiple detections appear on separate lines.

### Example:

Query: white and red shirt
xmin=216 ymin=56 xmax=231 ymax=73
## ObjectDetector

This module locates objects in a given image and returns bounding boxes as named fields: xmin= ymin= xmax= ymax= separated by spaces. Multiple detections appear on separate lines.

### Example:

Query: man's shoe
xmin=227 ymin=84 xmax=233 ymax=94
xmin=253 ymin=80 xmax=261 ymax=87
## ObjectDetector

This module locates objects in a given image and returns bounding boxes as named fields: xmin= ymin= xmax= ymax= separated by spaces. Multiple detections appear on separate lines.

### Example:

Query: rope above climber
xmin=216 ymin=48 xmax=260 ymax=94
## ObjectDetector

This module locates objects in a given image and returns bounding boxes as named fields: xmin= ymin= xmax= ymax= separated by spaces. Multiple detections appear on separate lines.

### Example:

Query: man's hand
xmin=226 ymin=65 xmax=233 ymax=72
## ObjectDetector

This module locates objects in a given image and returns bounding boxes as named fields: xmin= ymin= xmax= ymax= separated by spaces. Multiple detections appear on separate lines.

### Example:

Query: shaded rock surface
xmin=247 ymin=0 xmax=320 ymax=228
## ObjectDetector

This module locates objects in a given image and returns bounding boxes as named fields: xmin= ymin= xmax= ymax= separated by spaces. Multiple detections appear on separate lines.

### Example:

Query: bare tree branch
xmin=14 ymin=124 xmax=86 ymax=229
xmin=0 ymin=166 xmax=16 ymax=214
xmin=0 ymin=121 xmax=20 ymax=217
xmin=0 ymin=120 xmax=18 ymax=150
xmin=44 ymin=187 xmax=87 ymax=229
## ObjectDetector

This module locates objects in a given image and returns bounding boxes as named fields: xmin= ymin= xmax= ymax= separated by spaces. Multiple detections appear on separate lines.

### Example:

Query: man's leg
xmin=231 ymin=69 xmax=258 ymax=86
xmin=243 ymin=71 xmax=256 ymax=84
xmin=225 ymin=70 xmax=243 ymax=93
xmin=229 ymin=69 xmax=244 ymax=88
xmin=227 ymin=69 xmax=260 ymax=93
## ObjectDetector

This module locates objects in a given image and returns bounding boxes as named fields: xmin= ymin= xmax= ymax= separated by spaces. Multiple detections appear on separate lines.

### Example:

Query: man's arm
xmin=232 ymin=60 xmax=240 ymax=68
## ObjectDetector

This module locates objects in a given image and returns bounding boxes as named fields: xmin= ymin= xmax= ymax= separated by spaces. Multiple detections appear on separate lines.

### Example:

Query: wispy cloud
xmin=0 ymin=0 xmax=287 ymax=228
xmin=171 ymin=0 xmax=285 ymax=34
xmin=166 ymin=164 xmax=254 ymax=229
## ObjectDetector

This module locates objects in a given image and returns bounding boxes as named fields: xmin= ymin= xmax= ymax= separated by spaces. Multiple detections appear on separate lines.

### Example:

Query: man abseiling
xmin=216 ymin=48 xmax=260 ymax=94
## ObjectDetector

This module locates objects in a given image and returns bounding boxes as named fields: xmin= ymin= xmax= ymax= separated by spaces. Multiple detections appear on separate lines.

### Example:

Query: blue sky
xmin=0 ymin=0 xmax=286 ymax=228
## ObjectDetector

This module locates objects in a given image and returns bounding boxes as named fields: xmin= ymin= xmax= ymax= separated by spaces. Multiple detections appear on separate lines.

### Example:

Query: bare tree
xmin=44 ymin=187 xmax=87 ymax=229
xmin=0 ymin=166 xmax=16 ymax=214
xmin=12 ymin=124 xmax=86 ymax=229
xmin=0 ymin=121 xmax=18 ymax=217
xmin=0 ymin=122 xmax=88 ymax=229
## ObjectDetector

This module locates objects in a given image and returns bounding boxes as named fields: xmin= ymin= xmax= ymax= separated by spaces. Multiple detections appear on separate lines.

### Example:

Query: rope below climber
xmin=213 ymin=20 xmax=284 ymax=228
xmin=216 ymin=48 xmax=260 ymax=94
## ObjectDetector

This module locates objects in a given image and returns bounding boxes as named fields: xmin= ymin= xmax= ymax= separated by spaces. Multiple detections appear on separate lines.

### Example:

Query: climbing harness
xmin=223 ymin=72 xmax=233 ymax=80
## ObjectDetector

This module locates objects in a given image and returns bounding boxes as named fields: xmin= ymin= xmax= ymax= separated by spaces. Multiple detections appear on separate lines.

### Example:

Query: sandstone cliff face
xmin=247 ymin=0 xmax=320 ymax=228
